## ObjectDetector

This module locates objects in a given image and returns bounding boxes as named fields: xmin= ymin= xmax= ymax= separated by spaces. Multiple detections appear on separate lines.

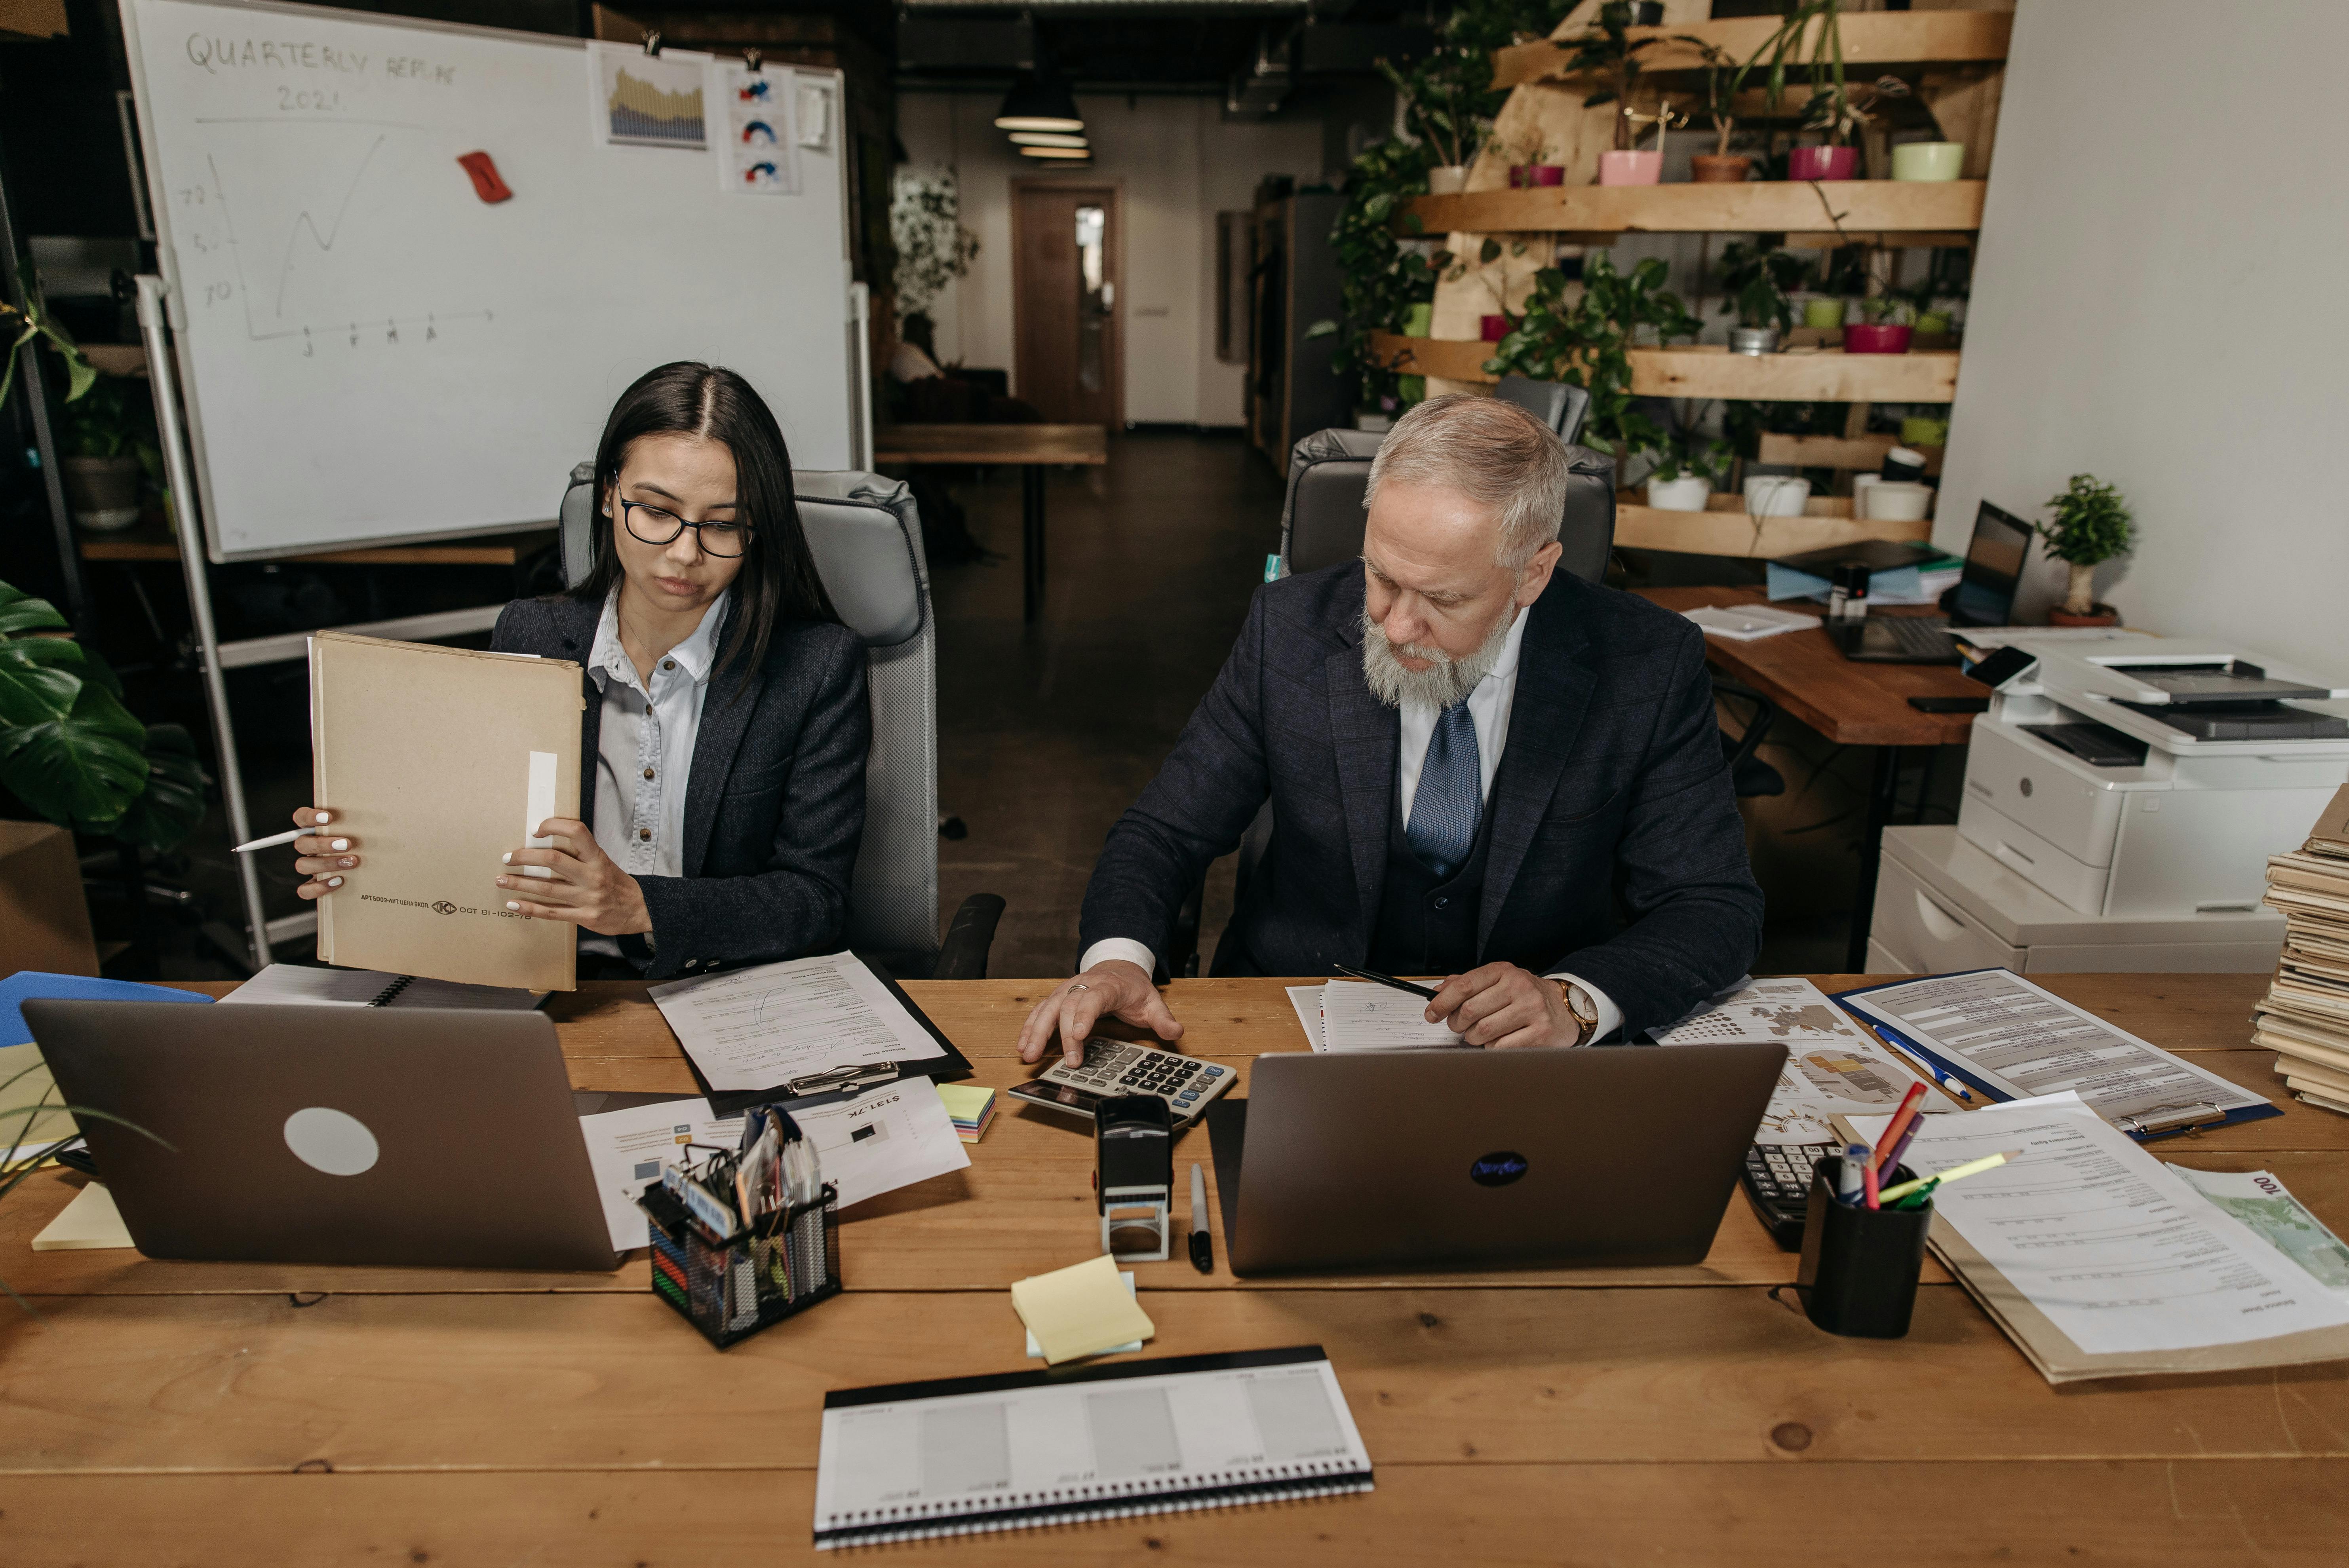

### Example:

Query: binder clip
xmin=1095 ymin=1095 xmax=1172 ymax=1262
xmin=641 ymin=28 xmax=661 ymax=56
xmin=744 ymin=48 xmax=763 ymax=74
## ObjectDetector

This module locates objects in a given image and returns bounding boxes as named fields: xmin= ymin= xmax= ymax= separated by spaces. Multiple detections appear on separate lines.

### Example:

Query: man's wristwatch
xmin=1556 ymin=980 xmax=1599 ymax=1047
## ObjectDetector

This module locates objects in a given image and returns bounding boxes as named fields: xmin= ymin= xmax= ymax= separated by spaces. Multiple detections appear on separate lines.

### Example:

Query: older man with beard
xmin=1019 ymin=393 xmax=1763 ymax=1064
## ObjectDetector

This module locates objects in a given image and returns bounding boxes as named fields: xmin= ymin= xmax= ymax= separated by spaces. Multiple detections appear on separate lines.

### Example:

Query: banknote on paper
xmin=2167 ymin=1165 xmax=2349 ymax=1300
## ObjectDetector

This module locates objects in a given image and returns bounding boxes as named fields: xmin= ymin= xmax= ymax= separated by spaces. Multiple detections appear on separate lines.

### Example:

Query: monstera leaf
xmin=0 ymin=676 xmax=147 ymax=834
xmin=0 ymin=634 xmax=86 ymax=728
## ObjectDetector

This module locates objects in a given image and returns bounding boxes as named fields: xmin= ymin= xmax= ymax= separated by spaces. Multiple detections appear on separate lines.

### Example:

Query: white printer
xmin=1869 ymin=637 xmax=2348 ymax=976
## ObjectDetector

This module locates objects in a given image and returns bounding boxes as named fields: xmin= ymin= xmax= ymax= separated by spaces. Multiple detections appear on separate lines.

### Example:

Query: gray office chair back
xmin=1494 ymin=375 xmax=1590 ymax=445
xmin=559 ymin=464 xmax=942 ymax=968
xmin=1275 ymin=427 xmax=1618 ymax=585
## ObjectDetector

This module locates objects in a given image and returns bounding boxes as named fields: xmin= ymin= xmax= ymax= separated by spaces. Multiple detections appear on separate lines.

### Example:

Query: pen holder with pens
xmin=637 ymin=1178 xmax=842 ymax=1349
xmin=1795 ymin=1156 xmax=1931 ymax=1339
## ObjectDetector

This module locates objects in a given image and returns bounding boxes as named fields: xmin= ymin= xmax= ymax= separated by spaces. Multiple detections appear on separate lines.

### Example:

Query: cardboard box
xmin=0 ymin=821 xmax=98 ymax=979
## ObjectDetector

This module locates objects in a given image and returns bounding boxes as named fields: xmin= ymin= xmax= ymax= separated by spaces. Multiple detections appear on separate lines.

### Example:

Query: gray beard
xmin=1360 ymin=605 xmax=1513 ymax=710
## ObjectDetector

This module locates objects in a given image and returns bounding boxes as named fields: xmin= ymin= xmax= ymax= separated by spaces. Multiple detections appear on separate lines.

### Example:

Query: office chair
xmin=1166 ymin=428 xmax=1621 ymax=976
xmin=1493 ymin=375 xmax=1591 ymax=445
xmin=1713 ymin=678 xmax=1785 ymax=798
xmin=560 ymin=464 xmax=1003 ymax=980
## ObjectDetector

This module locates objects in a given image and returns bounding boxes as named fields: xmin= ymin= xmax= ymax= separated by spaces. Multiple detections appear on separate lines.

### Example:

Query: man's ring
xmin=1069 ymin=983 xmax=1090 ymax=992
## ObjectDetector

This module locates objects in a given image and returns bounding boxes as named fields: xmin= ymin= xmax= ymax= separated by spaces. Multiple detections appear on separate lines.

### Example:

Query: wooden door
xmin=1012 ymin=182 xmax=1122 ymax=426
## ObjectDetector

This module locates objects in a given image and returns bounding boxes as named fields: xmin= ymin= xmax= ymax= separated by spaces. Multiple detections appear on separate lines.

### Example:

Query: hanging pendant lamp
xmin=995 ymin=74 xmax=1082 ymax=134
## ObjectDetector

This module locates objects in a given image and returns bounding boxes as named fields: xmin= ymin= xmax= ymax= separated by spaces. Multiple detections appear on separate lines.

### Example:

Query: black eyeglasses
xmin=617 ymin=498 xmax=751 ymax=558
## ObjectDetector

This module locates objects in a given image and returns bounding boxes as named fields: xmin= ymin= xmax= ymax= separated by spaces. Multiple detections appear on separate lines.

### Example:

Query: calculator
xmin=1741 ymin=1140 xmax=1837 ymax=1250
xmin=1005 ymin=1039 xmax=1236 ymax=1126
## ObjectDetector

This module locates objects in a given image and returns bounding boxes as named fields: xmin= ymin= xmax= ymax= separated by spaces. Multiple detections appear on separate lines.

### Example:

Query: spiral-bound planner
xmin=812 ymin=1345 xmax=1374 ymax=1548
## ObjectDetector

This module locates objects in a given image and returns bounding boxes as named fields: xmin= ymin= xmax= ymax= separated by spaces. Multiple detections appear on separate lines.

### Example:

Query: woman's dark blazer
xmin=491 ymin=595 xmax=869 ymax=981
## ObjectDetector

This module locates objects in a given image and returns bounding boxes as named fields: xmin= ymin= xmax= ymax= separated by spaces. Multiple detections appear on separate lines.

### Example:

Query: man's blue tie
xmin=1406 ymin=700 xmax=1481 ymax=879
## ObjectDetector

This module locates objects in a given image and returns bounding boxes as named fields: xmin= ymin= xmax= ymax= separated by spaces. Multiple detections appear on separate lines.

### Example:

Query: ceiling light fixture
xmin=1009 ymin=131 xmax=1089 ymax=148
xmin=995 ymin=74 xmax=1083 ymax=134
xmin=1019 ymin=145 xmax=1093 ymax=160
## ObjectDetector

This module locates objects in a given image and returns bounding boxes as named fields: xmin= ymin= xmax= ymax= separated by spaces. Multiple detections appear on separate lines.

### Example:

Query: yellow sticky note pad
xmin=1010 ymin=1252 xmax=1157 ymax=1365
xmin=33 ymin=1182 xmax=135 ymax=1251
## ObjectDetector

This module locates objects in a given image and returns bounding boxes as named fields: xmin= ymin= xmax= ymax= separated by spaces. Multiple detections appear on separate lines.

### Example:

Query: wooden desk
xmin=7 ymin=973 xmax=2345 ymax=1565
xmin=872 ymin=424 xmax=1109 ymax=624
xmin=1640 ymin=585 xmax=1987 ymax=969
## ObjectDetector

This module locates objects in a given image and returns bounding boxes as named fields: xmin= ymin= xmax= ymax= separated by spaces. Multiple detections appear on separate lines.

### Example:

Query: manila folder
xmin=310 ymin=631 xmax=584 ymax=992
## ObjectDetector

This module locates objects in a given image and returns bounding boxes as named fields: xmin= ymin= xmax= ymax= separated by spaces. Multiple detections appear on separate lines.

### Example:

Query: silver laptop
xmin=1210 ymin=1043 xmax=1786 ymax=1275
xmin=25 ymin=1000 xmax=620 ymax=1272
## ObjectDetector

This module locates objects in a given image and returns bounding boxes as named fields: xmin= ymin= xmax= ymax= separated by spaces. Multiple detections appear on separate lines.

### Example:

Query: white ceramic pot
xmin=1427 ymin=165 xmax=1470 ymax=195
xmin=1863 ymin=481 xmax=1934 ymax=522
xmin=1354 ymin=411 xmax=1394 ymax=433
xmin=1645 ymin=475 xmax=1713 ymax=512
xmin=1743 ymin=475 xmax=1812 ymax=517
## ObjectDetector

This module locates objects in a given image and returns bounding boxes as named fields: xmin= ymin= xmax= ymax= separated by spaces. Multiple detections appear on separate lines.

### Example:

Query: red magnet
xmin=456 ymin=151 xmax=512 ymax=204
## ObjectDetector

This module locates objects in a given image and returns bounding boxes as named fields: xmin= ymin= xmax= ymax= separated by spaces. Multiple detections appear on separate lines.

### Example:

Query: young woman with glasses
xmin=280 ymin=362 xmax=869 ymax=979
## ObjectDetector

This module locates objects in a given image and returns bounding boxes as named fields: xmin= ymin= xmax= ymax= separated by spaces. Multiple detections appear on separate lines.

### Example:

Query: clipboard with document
xmin=647 ymin=949 xmax=973 ymax=1114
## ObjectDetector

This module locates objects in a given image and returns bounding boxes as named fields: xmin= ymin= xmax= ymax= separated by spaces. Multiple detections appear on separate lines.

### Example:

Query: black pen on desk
xmin=1331 ymin=964 xmax=1438 ymax=1001
xmin=1188 ymin=1163 xmax=1212 ymax=1274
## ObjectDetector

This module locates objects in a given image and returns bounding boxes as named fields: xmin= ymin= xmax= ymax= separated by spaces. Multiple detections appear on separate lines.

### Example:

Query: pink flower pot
xmin=1596 ymin=150 xmax=1664 ymax=186
xmin=1786 ymin=144 xmax=1858 ymax=181
xmin=1842 ymin=323 xmax=1913 ymax=354
xmin=1480 ymin=314 xmax=1513 ymax=342
xmin=1509 ymin=164 xmax=1565 ymax=188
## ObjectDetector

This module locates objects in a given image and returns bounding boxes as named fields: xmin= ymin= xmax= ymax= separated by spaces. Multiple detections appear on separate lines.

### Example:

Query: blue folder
xmin=0 ymin=971 xmax=210 ymax=1050
xmin=1829 ymin=971 xmax=2282 ymax=1142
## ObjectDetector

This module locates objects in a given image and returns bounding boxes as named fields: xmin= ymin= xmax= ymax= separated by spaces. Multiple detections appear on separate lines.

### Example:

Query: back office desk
xmin=1638 ymin=586 xmax=1986 ymax=973
xmin=4 ymin=974 xmax=2347 ymax=1565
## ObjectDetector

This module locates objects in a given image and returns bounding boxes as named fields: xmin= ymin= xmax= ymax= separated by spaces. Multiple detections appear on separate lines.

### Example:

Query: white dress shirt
xmin=578 ymin=588 xmax=729 ymax=957
xmin=1081 ymin=602 xmax=1623 ymax=1043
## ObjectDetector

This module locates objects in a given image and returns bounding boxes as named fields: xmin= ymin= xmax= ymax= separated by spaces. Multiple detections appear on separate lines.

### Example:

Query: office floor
xmin=98 ymin=428 xmax=1955 ymax=983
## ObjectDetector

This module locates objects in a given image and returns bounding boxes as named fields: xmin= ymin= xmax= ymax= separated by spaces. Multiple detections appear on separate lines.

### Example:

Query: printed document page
xmin=649 ymin=951 xmax=945 ymax=1090
xmin=2167 ymin=1165 xmax=2349 ymax=1304
xmin=788 ymin=1080 xmax=969 ymax=1211
xmin=577 ymin=1097 xmax=743 ymax=1250
xmin=1841 ymin=969 xmax=2268 ymax=1126
xmin=1853 ymin=1094 xmax=2349 ymax=1355
xmin=1656 ymin=977 xmax=1951 ymax=1144
xmin=1316 ymin=981 xmax=1463 ymax=1051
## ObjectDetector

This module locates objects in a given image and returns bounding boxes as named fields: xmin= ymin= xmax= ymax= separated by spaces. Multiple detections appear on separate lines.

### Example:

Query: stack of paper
xmin=1681 ymin=604 xmax=1819 ymax=642
xmin=1008 ymin=1252 xmax=1157 ymax=1364
xmin=2255 ymin=785 xmax=2349 ymax=1114
xmin=937 ymin=1083 xmax=996 ymax=1144
xmin=1283 ymin=980 xmax=1462 ymax=1052
xmin=1847 ymin=1092 xmax=2349 ymax=1383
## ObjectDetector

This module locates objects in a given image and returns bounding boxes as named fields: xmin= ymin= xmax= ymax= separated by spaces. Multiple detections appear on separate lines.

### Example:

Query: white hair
xmin=1360 ymin=604 xmax=1515 ymax=710
xmin=1364 ymin=393 xmax=1574 ymax=569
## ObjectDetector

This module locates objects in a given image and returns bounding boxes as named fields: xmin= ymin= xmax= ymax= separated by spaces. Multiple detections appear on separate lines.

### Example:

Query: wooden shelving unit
xmin=1493 ymin=10 xmax=2012 ymax=90
xmin=1403 ymin=179 xmax=1984 ymax=238
xmin=1614 ymin=493 xmax=1931 ymax=558
xmin=1369 ymin=332 xmax=1960 ymax=401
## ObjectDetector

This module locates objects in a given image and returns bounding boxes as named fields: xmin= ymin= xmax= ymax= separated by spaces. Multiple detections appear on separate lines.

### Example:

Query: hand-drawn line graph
xmin=200 ymin=134 xmax=492 ymax=346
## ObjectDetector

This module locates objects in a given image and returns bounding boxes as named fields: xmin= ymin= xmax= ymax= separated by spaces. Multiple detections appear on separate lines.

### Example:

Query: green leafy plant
xmin=888 ymin=169 xmax=980 ymax=322
xmin=2035 ymin=475 xmax=2134 ymax=616
xmin=1692 ymin=40 xmax=1759 ymax=158
xmin=62 ymin=378 xmax=162 ymax=481
xmin=1483 ymin=253 xmax=1700 ymax=458
xmin=0 ymin=580 xmax=205 ymax=852
xmin=1715 ymin=241 xmax=1810 ymax=332
xmin=1 ymin=1061 xmax=167 ymax=1314
xmin=1325 ymin=135 xmax=1444 ymax=409
xmin=1 ymin=291 xmax=96 ymax=411
xmin=1856 ymin=292 xmax=1914 ymax=326
xmin=1562 ymin=0 xmax=1670 ymax=152
xmin=1645 ymin=430 xmax=1736 ymax=488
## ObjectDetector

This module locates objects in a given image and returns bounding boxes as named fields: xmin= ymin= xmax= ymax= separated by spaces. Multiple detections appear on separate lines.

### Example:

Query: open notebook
xmin=221 ymin=963 xmax=544 ymax=1011
xmin=813 ymin=1346 xmax=1373 ymax=1547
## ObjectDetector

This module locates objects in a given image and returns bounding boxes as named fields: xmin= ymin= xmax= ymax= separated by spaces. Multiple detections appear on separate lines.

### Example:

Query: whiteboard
xmin=122 ymin=0 xmax=858 ymax=560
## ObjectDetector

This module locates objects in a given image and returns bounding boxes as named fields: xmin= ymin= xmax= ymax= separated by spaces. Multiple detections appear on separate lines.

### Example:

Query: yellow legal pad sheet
xmin=33 ymin=1182 xmax=134 ymax=1251
xmin=1009 ymin=1252 xmax=1157 ymax=1364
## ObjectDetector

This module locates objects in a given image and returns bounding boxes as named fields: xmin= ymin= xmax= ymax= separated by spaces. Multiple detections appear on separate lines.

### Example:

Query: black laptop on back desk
xmin=1818 ymin=501 xmax=2033 ymax=665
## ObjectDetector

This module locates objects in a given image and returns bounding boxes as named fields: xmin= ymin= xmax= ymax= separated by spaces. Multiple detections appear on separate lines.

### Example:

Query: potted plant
xmin=1378 ymin=55 xmax=1479 ymax=192
xmin=0 ymin=579 xmax=206 ymax=939
xmin=2034 ymin=475 xmax=2134 ymax=627
xmin=1328 ymin=133 xmax=1443 ymax=415
xmin=1604 ymin=97 xmax=1682 ymax=186
xmin=889 ymin=169 xmax=981 ymax=330
xmin=1689 ymin=42 xmax=1755 ymax=183
xmin=1643 ymin=433 xmax=1733 ymax=511
xmin=1492 ymin=131 xmax=1565 ymax=188
xmin=59 ymin=378 xmax=160 ymax=533
xmin=1563 ymin=1 xmax=1669 ymax=175
xmin=1716 ymin=241 xmax=1807 ymax=354
xmin=1843 ymin=293 xmax=1913 ymax=354
xmin=1482 ymin=252 xmax=1701 ymax=464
